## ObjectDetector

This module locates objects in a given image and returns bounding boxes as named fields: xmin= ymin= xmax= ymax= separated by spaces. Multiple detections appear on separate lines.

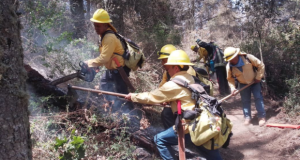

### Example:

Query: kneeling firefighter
xmin=125 ymin=50 xmax=224 ymax=160
xmin=158 ymin=44 xmax=214 ymax=129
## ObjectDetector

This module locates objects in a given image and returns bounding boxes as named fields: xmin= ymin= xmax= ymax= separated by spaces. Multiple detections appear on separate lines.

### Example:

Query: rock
xmin=133 ymin=148 xmax=153 ymax=160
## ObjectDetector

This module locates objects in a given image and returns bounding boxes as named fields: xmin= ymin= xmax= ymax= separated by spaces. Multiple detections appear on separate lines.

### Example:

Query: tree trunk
xmin=256 ymin=22 xmax=269 ymax=95
xmin=86 ymin=0 xmax=90 ymax=20
xmin=0 ymin=0 xmax=32 ymax=159
xmin=70 ymin=0 xmax=86 ymax=39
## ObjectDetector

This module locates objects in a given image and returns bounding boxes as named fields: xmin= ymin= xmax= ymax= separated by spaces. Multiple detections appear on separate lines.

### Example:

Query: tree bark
xmin=0 ymin=0 xmax=32 ymax=159
xmin=86 ymin=0 xmax=90 ymax=20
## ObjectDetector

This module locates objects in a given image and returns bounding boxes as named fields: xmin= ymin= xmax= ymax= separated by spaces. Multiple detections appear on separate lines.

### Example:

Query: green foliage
xmin=284 ymin=76 xmax=300 ymax=116
xmin=54 ymin=129 xmax=85 ymax=160
xmin=29 ymin=94 xmax=62 ymax=115
xmin=152 ymin=22 xmax=181 ymax=50
xmin=240 ymin=21 xmax=300 ymax=97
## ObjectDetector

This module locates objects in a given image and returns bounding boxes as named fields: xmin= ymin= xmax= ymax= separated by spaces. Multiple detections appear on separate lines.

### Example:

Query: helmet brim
xmin=158 ymin=56 xmax=169 ymax=60
xmin=224 ymin=48 xmax=240 ymax=61
xmin=164 ymin=62 xmax=195 ymax=66
xmin=90 ymin=18 xmax=112 ymax=23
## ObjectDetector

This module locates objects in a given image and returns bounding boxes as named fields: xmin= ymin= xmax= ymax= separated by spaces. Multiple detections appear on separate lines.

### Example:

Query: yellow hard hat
xmin=157 ymin=44 xmax=177 ymax=59
xmin=90 ymin=9 xmax=112 ymax=23
xmin=191 ymin=45 xmax=198 ymax=52
xmin=224 ymin=47 xmax=240 ymax=61
xmin=165 ymin=50 xmax=195 ymax=66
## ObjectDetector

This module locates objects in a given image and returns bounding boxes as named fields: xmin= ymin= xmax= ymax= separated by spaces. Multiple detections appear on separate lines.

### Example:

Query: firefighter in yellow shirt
xmin=157 ymin=44 xmax=213 ymax=129
xmin=224 ymin=47 xmax=266 ymax=126
xmin=86 ymin=9 xmax=133 ymax=112
xmin=125 ymin=50 xmax=223 ymax=160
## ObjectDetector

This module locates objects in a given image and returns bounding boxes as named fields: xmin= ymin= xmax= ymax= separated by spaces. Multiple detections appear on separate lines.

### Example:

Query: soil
xmin=215 ymin=93 xmax=300 ymax=160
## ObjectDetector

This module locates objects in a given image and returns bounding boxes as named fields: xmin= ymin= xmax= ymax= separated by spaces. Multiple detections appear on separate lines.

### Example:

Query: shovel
xmin=220 ymin=81 xmax=254 ymax=102
xmin=67 ymin=85 xmax=170 ymax=108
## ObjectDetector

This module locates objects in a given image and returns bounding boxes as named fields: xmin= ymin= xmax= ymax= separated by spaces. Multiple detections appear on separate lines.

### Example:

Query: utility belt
xmin=111 ymin=57 xmax=135 ymax=91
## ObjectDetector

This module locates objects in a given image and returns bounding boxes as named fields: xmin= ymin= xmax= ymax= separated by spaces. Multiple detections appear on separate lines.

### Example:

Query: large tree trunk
xmin=0 ymin=0 xmax=32 ymax=159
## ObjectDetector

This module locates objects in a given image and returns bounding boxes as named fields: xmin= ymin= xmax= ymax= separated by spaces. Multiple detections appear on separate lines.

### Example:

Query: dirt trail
xmin=216 ymin=94 xmax=300 ymax=160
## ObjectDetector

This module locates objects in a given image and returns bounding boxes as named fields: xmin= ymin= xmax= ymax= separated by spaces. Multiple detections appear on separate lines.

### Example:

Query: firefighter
xmin=191 ymin=42 xmax=231 ymax=96
xmin=86 ymin=9 xmax=133 ymax=111
xmin=125 ymin=50 xmax=223 ymax=160
xmin=224 ymin=47 xmax=266 ymax=126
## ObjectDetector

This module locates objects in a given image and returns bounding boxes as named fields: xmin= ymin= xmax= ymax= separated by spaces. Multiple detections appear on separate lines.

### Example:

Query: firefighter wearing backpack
xmin=191 ymin=41 xmax=231 ymax=96
xmin=158 ymin=44 xmax=213 ymax=129
xmin=224 ymin=47 xmax=266 ymax=126
xmin=125 ymin=50 xmax=223 ymax=160
xmin=86 ymin=9 xmax=133 ymax=112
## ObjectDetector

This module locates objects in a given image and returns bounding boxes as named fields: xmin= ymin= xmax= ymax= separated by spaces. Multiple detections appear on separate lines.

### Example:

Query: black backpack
xmin=196 ymin=40 xmax=227 ymax=67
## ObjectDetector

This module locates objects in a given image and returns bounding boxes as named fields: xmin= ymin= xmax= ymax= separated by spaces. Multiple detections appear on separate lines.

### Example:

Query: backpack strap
xmin=101 ymin=30 xmax=130 ymax=60
xmin=230 ymin=54 xmax=258 ymax=78
xmin=171 ymin=77 xmax=207 ymax=98
xmin=244 ymin=55 xmax=258 ymax=71
xmin=171 ymin=77 xmax=223 ymax=116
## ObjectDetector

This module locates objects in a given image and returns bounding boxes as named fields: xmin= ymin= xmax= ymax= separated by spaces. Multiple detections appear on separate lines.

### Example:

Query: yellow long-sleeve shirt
xmin=197 ymin=47 xmax=210 ymax=74
xmin=226 ymin=53 xmax=265 ymax=92
xmin=87 ymin=29 xmax=125 ymax=69
xmin=131 ymin=71 xmax=196 ymax=113
xmin=159 ymin=67 xmax=213 ymax=96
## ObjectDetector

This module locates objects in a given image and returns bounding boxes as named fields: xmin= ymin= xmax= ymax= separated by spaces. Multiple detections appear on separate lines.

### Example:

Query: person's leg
xmin=154 ymin=127 xmax=179 ymax=160
xmin=215 ymin=67 xmax=224 ymax=95
xmin=100 ymin=70 xmax=116 ymax=102
xmin=184 ymin=134 xmax=223 ymax=160
xmin=112 ymin=68 xmax=134 ymax=112
xmin=220 ymin=66 xmax=231 ymax=95
xmin=239 ymin=83 xmax=252 ymax=120
xmin=216 ymin=67 xmax=230 ymax=95
xmin=196 ymin=146 xmax=223 ymax=160
xmin=161 ymin=107 xmax=175 ymax=129
xmin=251 ymin=82 xmax=266 ymax=118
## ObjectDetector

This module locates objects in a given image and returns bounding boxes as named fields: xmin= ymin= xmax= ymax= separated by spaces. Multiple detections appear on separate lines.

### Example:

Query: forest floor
xmin=215 ymin=91 xmax=300 ymax=160
xmin=27 ymin=66 xmax=300 ymax=159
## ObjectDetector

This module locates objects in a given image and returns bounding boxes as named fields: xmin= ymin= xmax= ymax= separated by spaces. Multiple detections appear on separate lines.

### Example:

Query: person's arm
xmin=128 ymin=81 xmax=182 ymax=104
xmin=87 ymin=35 xmax=116 ymax=67
xmin=158 ymin=71 xmax=169 ymax=87
xmin=197 ymin=48 xmax=210 ymax=76
xmin=226 ymin=64 xmax=237 ymax=93
xmin=247 ymin=54 xmax=265 ymax=82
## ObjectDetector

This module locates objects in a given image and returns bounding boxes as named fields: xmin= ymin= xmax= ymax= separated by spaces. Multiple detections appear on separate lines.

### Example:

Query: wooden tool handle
xmin=220 ymin=81 xmax=254 ymax=102
xmin=177 ymin=100 xmax=186 ymax=160
xmin=71 ymin=85 xmax=127 ymax=97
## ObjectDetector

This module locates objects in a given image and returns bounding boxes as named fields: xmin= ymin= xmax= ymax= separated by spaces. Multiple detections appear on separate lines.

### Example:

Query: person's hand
xmin=125 ymin=93 xmax=132 ymax=101
xmin=161 ymin=102 xmax=170 ymax=106
xmin=161 ymin=102 xmax=171 ymax=108
xmin=231 ymin=89 xmax=239 ymax=96
xmin=94 ymin=67 xmax=100 ymax=73
xmin=254 ymin=79 xmax=261 ymax=83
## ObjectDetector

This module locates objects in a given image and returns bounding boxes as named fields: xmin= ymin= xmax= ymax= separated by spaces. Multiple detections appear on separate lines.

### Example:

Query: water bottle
xmin=210 ymin=60 xmax=215 ymax=72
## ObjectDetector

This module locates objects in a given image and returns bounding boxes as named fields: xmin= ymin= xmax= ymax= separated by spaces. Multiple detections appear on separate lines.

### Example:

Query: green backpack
xmin=171 ymin=77 xmax=233 ymax=150
xmin=101 ymin=30 xmax=145 ymax=71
